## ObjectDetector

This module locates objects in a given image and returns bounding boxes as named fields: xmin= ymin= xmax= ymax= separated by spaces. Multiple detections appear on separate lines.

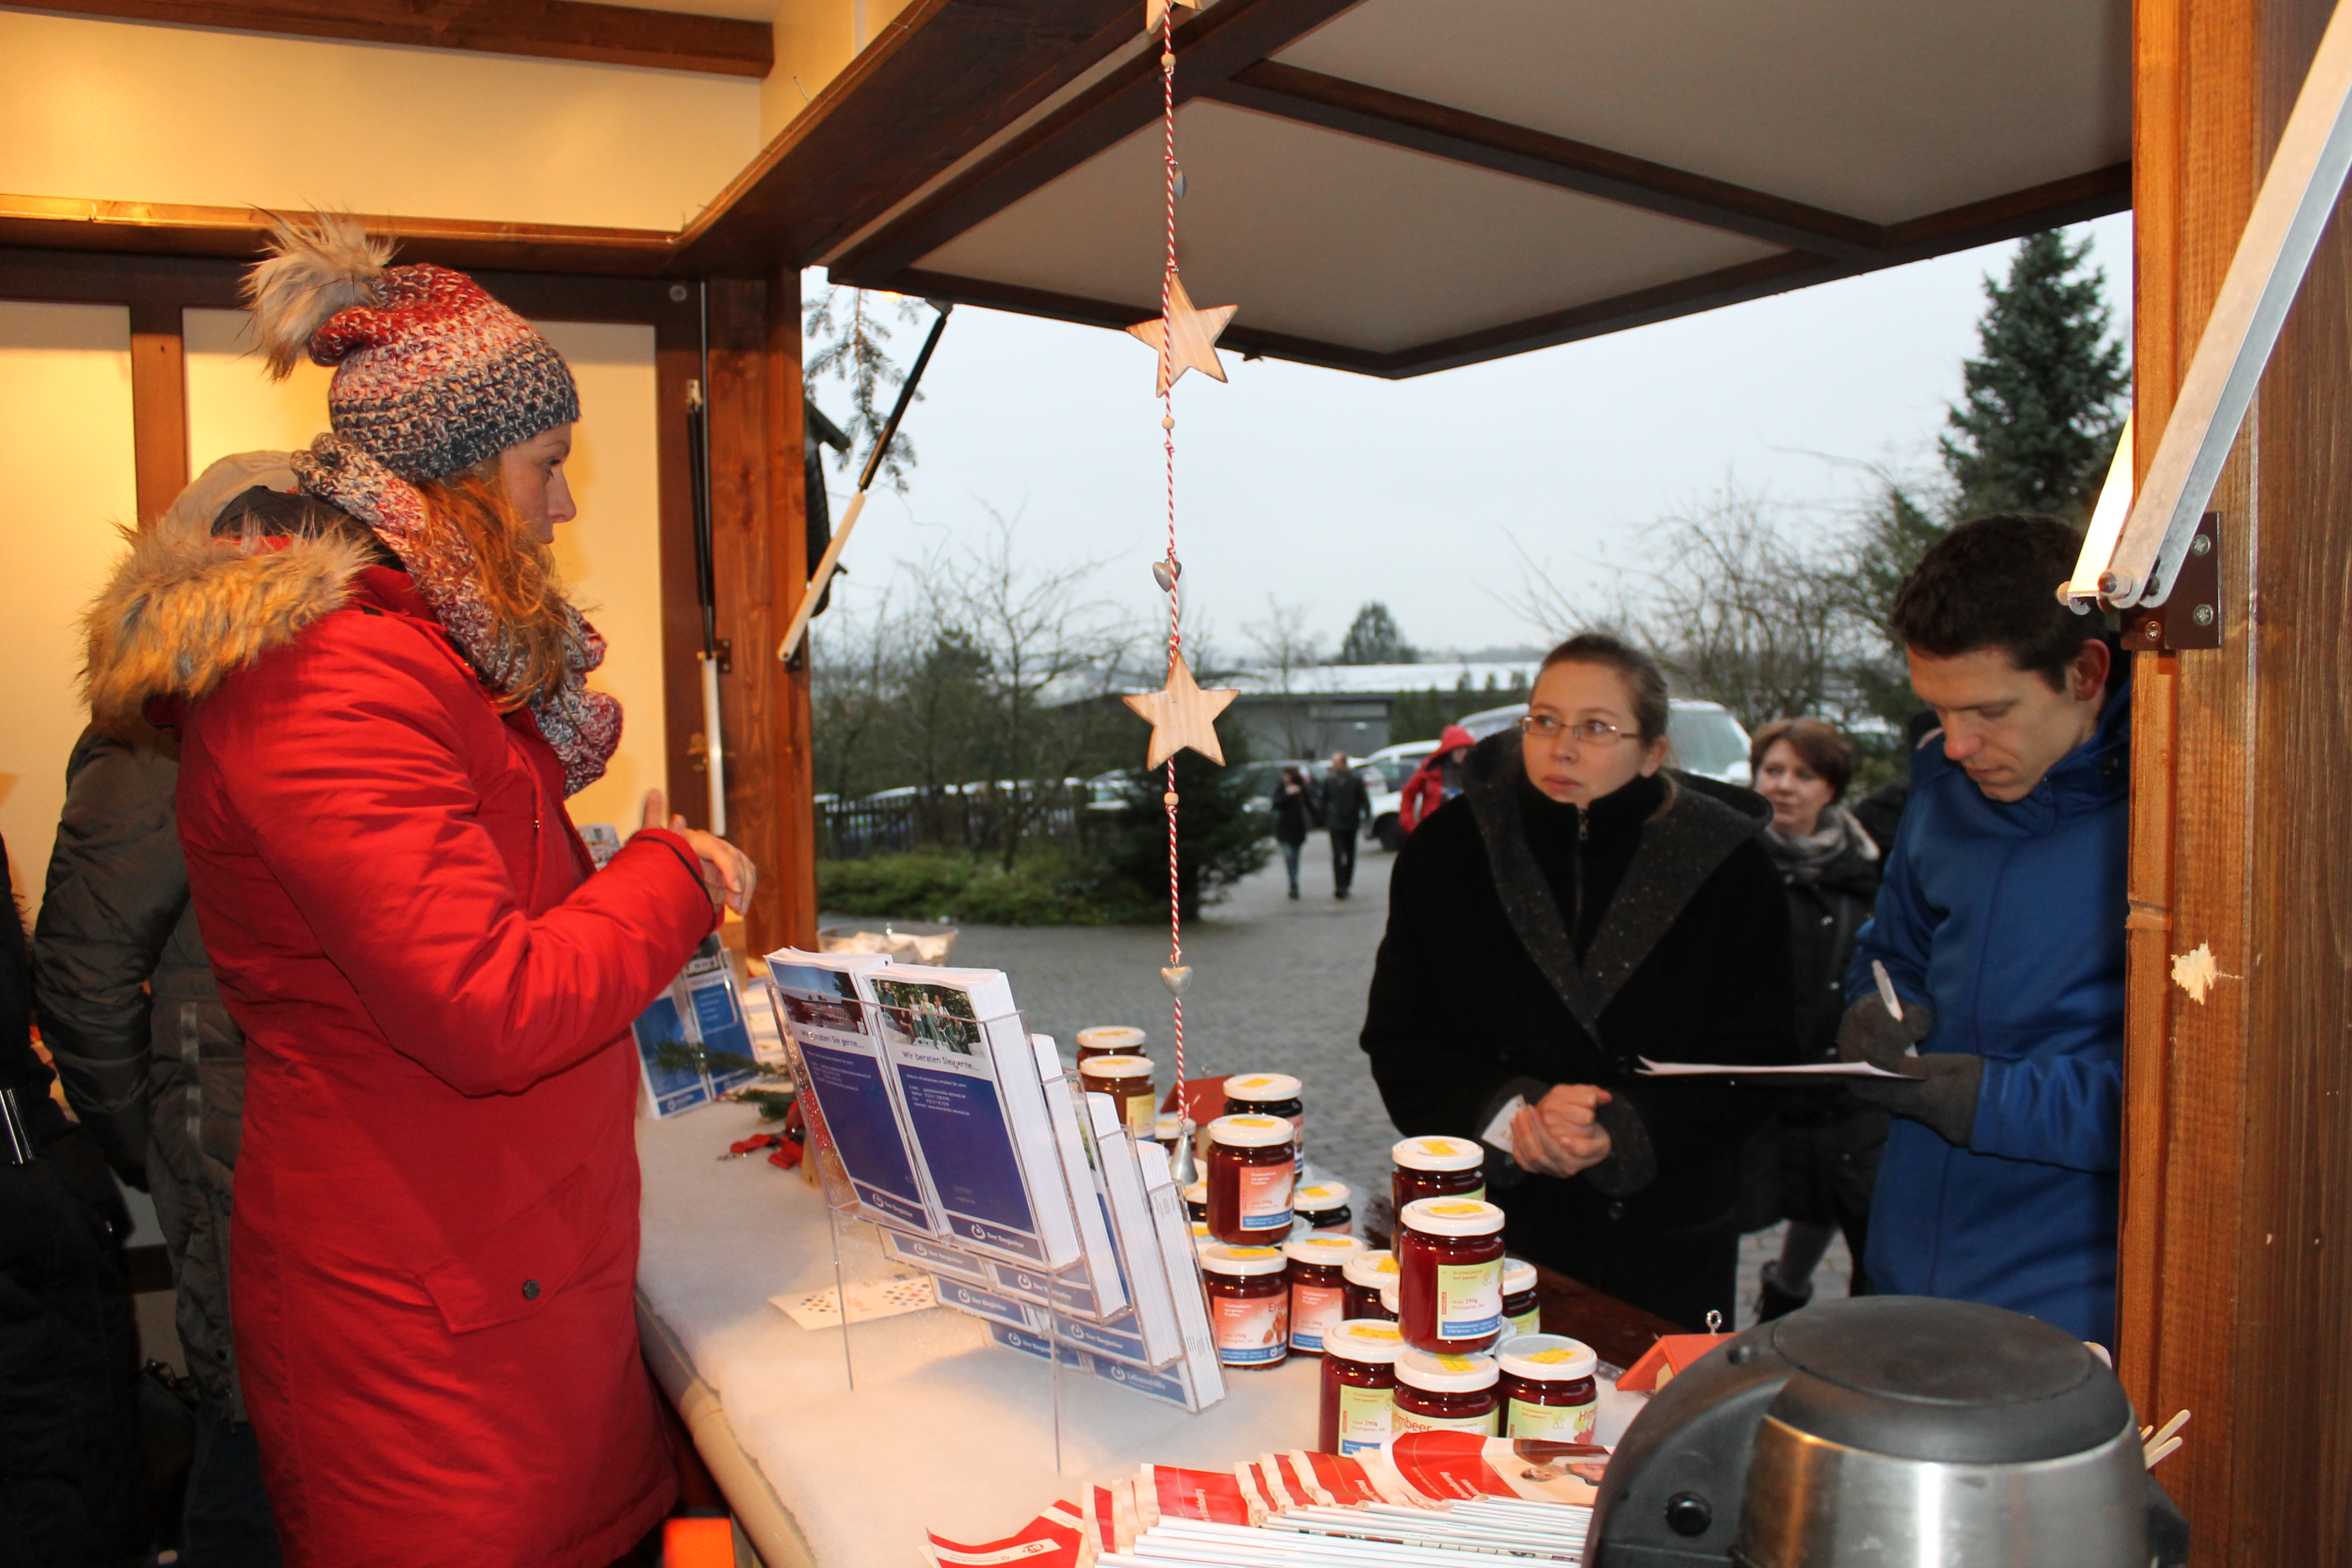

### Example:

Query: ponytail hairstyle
xmin=409 ymin=456 xmax=576 ymax=709
xmin=1537 ymin=630 xmax=1678 ymax=814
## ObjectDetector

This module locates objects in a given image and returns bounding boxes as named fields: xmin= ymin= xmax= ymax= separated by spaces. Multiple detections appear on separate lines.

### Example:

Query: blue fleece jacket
xmin=1847 ymin=679 xmax=2129 ymax=1346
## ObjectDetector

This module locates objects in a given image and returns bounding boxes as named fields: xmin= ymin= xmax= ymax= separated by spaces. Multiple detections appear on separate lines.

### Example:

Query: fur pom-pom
xmin=245 ymin=214 xmax=391 ymax=380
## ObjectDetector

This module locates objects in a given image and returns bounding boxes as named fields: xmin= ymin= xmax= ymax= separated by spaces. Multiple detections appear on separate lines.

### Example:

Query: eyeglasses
xmin=1518 ymin=714 xmax=1634 ymax=745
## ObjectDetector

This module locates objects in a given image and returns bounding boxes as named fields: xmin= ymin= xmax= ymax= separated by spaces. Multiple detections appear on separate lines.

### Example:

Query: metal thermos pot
xmin=1585 ymin=1297 xmax=2188 ymax=1566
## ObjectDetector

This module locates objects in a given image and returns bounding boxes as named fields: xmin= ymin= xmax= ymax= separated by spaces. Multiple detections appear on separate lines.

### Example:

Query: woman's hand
xmin=641 ymin=789 xmax=758 ymax=917
xmin=1509 ymin=1083 xmax=1614 ymax=1179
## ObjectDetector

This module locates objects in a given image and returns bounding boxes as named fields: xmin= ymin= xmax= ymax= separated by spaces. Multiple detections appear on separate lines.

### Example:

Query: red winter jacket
xmin=91 ymin=516 xmax=715 ymax=1567
xmin=1399 ymin=726 xmax=1476 ymax=836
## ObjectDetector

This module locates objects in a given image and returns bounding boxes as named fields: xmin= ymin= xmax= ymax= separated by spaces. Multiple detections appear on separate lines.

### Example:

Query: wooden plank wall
xmin=2121 ymin=0 xmax=2352 ymax=1558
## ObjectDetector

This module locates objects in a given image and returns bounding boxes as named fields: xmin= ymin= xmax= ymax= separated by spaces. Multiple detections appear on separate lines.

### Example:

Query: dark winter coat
xmin=88 ymin=499 xmax=717 ymax=1568
xmin=1362 ymin=732 xmax=1797 ymax=1328
xmin=1849 ymin=679 xmax=2130 ymax=1346
xmin=34 ymin=725 xmax=255 ymax=1418
xmin=1768 ymin=809 xmax=1884 ymax=1064
xmin=1270 ymin=775 xmax=1316 ymax=845
xmin=1317 ymin=765 xmax=1372 ymax=832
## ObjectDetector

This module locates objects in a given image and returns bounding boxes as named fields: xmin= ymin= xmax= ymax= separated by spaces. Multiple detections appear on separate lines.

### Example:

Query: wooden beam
xmin=1204 ymin=62 xmax=1885 ymax=263
xmin=826 ymin=0 xmax=1369 ymax=283
xmin=765 ymin=269 xmax=819 ymax=950
xmin=0 ymin=195 xmax=678 ymax=277
xmin=28 ymin=0 xmax=772 ymax=77
xmin=126 ymin=298 xmax=187 ymax=528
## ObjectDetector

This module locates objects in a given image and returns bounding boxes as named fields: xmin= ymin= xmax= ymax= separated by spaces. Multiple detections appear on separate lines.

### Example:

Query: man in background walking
xmin=1318 ymin=752 xmax=1371 ymax=900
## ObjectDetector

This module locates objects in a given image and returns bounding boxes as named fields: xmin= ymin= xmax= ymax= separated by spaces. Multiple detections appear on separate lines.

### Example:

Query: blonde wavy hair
xmin=411 ymin=456 xmax=575 ymax=709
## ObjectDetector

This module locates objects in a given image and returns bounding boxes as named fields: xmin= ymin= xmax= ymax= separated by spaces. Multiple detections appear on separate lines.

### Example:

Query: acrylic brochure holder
xmin=762 ymin=977 xmax=1220 ymax=1467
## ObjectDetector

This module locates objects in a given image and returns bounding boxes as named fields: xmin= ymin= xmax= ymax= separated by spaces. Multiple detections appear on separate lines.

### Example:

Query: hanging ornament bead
xmin=1163 ymin=791 xmax=1179 ymax=806
xmin=1162 ymin=415 xmax=1175 ymax=431
xmin=1152 ymin=558 xmax=1182 ymax=592
xmin=1174 ymin=167 xmax=1188 ymax=200
xmin=1161 ymin=965 xmax=1193 ymax=997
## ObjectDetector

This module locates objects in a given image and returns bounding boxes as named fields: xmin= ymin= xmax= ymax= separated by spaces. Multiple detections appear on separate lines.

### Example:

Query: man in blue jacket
xmin=1842 ymin=514 xmax=2127 ymax=1346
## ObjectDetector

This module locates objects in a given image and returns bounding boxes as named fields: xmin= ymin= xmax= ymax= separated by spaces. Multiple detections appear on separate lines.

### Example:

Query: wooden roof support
xmin=26 ymin=0 xmax=773 ymax=77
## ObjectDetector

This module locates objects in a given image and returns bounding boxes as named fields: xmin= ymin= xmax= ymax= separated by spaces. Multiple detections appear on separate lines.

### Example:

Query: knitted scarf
xmin=292 ymin=434 xmax=621 ymax=796
xmin=1762 ymin=803 xmax=1879 ymax=880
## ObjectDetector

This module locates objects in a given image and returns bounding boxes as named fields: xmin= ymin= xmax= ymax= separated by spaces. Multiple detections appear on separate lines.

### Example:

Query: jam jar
xmin=1496 ymin=1334 xmax=1599 ymax=1441
xmin=1074 ymin=1025 xmax=1148 ymax=1065
xmin=1181 ymin=1180 xmax=1208 ymax=1224
xmin=1079 ymin=1053 xmax=1156 ymax=1136
xmin=1153 ymin=1114 xmax=1184 ymax=1159
xmin=1205 ymin=1114 xmax=1297 ymax=1244
xmin=1223 ymin=1072 xmax=1305 ymax=1157
xmin=1200 ymin=1244 xmax=1289 ymax=1369
xmin=1391 ymin=1136 xmax=1487 ymax=1217
xmin=1292 ymin=1179 xmax=1353 ymax=1238
xmin=1283 ymin=1234 xmax=1364 ymax=1353
xmin=1396 ymin=1197 xmax=1507 ymax=1353
xmin=1502 ymin=1257 xmax=1541 ymax=1338
xmin=1342 ymin=1250 xmax=1397 ymax=1320
xmin=1319 ymin=1319 xmax=1406 ymax=1455
xmin=1390 ymin=1348 xmax=1500 ymax=1436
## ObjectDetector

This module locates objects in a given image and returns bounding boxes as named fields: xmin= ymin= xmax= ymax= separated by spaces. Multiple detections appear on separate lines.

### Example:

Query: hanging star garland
xmin=1126 ymin=271 xmax=1237 ymax=394
xmin=1121 ymin=651 xmax=1237 ymax=769
xmin=1144 ymin=0 xmax=1199 ymax=34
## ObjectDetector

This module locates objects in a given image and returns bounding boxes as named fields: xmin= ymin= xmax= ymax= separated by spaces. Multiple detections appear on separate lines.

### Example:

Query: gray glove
xmin=1847 ymin=1053 xmax=1985 ymax=1147
xmin=1836 ymin=994 xmax=1935 ymax=1069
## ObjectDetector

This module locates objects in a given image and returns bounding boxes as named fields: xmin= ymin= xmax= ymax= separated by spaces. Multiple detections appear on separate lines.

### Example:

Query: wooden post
xmin=127 ymin=299 xmax=187 ymax=527
xmin=700 ymin=275 xmax=818 ymax=955
xmin=2121 ymin=0 xmax=2352 ymax=1558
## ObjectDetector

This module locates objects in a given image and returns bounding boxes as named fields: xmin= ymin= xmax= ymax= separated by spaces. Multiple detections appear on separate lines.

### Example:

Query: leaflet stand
xmin=764 ymin=982 xmax=1212 ymax=1471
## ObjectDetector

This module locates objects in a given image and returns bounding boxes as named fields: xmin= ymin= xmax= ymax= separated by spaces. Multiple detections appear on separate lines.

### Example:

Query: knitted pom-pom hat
xmin=247 ymin=215 xmax=578 ymax=481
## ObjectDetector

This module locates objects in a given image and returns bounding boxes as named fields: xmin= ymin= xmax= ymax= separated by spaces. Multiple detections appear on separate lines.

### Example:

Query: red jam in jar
xmin=1074 ymin=1025 xmax=1148 ymax=1065
xmin=1206 ymin=1115 xmax=1296 ymax=1244
xmin=1391 ymin=1348 xmax=1500 ymax=1436
xmin=1342 ymin=1250 xmax=1397 ymax=1320
xmin=1397 ymin=1197 xmax=1507 ymax=1353
xmin=1391 ymin=1136 xmax=1487 ymax=1217
xmin=1200 ymin=1243 xmax=1290 ymax=1369
xmin=1502 ymin=1257 xmax=1541 ymax=1338
xmin=1292 ymin=1179 xmax=1353 ymax=1238
xmin=1223 ymin=1072 xmax=1305 ymax=1158
xmin=1496 ymin=1334 xmax=1599 ymax=1441
xmin=1283 ymin=1234 xmax=1364 ymax=1353
xmin=1080 ymin=1054 xmax=1157 ymax=1136
xmin=1318 ymin=1319 xmax=1406 ymax=1455
xmin=1181 ymin=1180 xmax=1207 ymax=1224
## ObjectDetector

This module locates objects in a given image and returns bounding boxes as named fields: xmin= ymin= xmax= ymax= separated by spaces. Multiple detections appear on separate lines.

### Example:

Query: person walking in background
xmin=1362 ymin=633 xmax=1796 ymax=1329
xmin=1 ymin=834 xmax=145 ymax=1567
xmin=34 ymin=456 xmax=294 ymax=1568
xmin=1270 ymin=764 xmax=1318 ymax=900
xmin=1843 ymin=514 xmax=2128 ymax=1347
xmin=1397 ymin=723 xmax=1474 ymax=836
xmin=1741 ymin=718 xmax=1886 ymax=1321
xmin=1317 ymin=750 xmax=1372 ymax=899
xmin=80 ymin=217 xmax=755 ymax=1568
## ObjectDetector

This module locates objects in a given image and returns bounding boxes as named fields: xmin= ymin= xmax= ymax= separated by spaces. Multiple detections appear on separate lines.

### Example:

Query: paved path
xmin=835 ymin=834 xmax=1849 ymax=1329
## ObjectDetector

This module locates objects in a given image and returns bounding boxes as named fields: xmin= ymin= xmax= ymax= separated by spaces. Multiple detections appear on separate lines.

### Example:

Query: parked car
xmin=1362 ymin=741 xmax=1436 ymax=852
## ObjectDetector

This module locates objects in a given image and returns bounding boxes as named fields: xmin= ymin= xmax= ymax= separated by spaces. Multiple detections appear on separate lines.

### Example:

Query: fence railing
xmin=818 ymin=783 xmax=1113 ymax=861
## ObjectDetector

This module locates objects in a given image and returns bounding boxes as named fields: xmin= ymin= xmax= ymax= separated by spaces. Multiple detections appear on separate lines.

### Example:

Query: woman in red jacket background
xmin=80 ymin=218 xmax=752 ymax=1568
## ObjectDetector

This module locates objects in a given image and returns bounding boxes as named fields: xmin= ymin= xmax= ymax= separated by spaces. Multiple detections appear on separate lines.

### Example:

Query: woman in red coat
xmin=80 ymin=218 xmax=752 ymax=1567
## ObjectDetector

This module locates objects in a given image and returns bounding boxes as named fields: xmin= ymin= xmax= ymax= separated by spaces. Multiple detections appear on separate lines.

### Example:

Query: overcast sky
xmin=805 ymin=211 xmax=2131 ymax=662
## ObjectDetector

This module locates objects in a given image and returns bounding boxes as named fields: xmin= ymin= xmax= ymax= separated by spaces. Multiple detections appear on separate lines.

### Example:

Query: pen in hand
xmin=1872 ymin=959 xmax=1905 ymax=1023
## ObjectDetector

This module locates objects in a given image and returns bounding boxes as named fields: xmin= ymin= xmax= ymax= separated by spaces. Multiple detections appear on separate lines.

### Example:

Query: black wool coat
xmin=1360 ymin=732 xmax=1796 ymax=1327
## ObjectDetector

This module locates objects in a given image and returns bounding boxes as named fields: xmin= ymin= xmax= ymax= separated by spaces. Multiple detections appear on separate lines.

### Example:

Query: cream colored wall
xmin=0 ymin=305 xmax=136 ymax=919
xmin=180 ymin=309 xmax=668 ymax=840
xmin=764 ymin=0 xmax=917 ymax=141
xmin=0 ymin=9 xmax=760 ymax=231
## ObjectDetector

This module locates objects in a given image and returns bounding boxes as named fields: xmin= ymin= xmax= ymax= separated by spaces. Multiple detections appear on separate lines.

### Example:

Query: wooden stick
xmin=775 ymin=489 xmax=867 ymax=666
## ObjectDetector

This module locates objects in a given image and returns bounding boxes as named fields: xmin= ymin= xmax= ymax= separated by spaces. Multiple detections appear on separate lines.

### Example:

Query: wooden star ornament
xmin=1145 ymin=0 xmax=1200 ymax=32
xmin=1122 ymin=651 xmax=1238 ymax=768
xmin=1126 ymin=272 xmax=1237 ymax=394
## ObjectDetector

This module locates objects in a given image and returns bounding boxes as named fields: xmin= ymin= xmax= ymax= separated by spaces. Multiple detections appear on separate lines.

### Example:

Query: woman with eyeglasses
xmin=1360 ymin=631 xmax=1795 ymax=1329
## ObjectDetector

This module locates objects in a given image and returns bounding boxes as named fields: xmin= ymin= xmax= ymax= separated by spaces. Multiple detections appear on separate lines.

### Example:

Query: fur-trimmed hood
xmin=83 ymin=500 xmax=377 ymax=733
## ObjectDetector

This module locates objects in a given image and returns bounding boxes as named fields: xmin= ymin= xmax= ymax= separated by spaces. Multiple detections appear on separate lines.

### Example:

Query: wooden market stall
xmin=3 ymin=0 xmax=2347 ymax=1559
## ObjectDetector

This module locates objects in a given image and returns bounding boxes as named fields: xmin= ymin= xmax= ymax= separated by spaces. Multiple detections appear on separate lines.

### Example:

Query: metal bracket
xmin=2123 ymin=513 xmax=2222 ymax=651
xmin=705 ymin=638 xmax=733 ymax=676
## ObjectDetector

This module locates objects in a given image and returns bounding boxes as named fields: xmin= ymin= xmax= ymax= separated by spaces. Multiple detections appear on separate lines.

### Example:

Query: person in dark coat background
xmin=1269 ymin=765 xmax=1318 ymax=899
xmin=1316 ymin=751 xmax=1373 ymax=899
xmin=36 ymin=455 xmax=294 ymax=1567
xmin=1741 ymin=718 xmax=1886 ymax=1321
xmin=1362 ymin=633 xmax=1796 ymax=1329
xmin=1843 ymin=514 xmax=2129 ymax=1347
xmin=2 ymin=833 xmax=144 ymax=1567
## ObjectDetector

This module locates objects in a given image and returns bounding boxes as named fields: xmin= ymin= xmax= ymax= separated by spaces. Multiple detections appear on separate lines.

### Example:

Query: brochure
xmin=1025 ymin=1033 xmax=1130 ymax=1318
xmin=1081 ymin=1092 xmax=1184 ymax=1364
xmin=765 ymin=949 xmax=938 ymax=1233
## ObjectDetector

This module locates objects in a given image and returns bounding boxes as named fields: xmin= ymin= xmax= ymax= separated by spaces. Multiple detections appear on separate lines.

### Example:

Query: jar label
xmin=1508 ymin=1306 xmax=1543 ymax=1338
xmin=1237 ymin=1161 xmax=1295 ymax=1232
xmin=1436 ymin=1260 xmax=1503 ymax=1339
xmin=1291 ymin=1281 xmax=1348 ymax=1351
xmin=1211 ymin=1292 xmax=1289 ymax=1364
xmin=1390 ymin=1403 xmax=1499 ymax=1438
xmin=1507 ymin=1396 xmax=1596 ymax=1442
xmin=1121 ymin=1092 xmax=1155 ymax=1136
xmin=1337 ymin=1384 xmax=1392 ymax=1455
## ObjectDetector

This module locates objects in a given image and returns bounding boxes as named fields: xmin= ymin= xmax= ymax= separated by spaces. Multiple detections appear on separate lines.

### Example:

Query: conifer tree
xmin=1940 ymin=230 xmax=2130 ymax=520
xmin=1335 ymin=601 xmax=1417 ymax=665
